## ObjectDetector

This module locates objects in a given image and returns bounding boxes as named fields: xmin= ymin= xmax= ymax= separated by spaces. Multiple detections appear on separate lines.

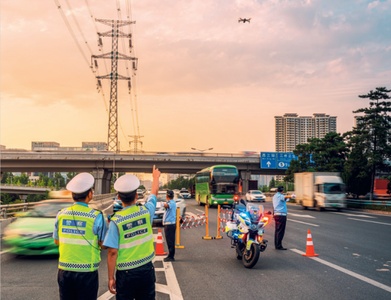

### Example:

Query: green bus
xmin=195 ymin=164 xmax=240 ymax=207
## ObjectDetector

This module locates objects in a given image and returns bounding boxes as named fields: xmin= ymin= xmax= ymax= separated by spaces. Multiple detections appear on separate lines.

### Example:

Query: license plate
xmin=223 ymin=201 xmax=228 ymax=204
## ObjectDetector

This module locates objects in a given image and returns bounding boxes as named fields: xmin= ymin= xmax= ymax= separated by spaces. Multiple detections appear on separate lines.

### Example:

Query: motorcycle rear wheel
xmin=242 ymin=243 xmax=260 ymax=269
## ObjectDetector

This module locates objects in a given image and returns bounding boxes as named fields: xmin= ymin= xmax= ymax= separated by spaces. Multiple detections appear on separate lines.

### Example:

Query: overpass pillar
xmin=240 ymin=171 xmax=251 ymax=195
xmin=92 ymin=169 xmax=112 ymax=195
xmin=19 ymin=194 xmax=28 ymax=203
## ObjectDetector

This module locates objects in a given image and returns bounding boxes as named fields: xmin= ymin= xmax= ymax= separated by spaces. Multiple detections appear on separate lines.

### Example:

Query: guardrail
xmin=0 ymin=203 xmax=36 ymax=219
xmin=286 ymin=198 xmax=391 ymax=211
xmin=0 ymin=193 xmax=116 ymax=219
xmin=346 ymin=199 xmax=391 ymax=209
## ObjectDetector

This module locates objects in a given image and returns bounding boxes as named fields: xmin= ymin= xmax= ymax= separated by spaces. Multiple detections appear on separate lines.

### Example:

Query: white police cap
xmin=114 ymin=174 xmax=140 ymax=193
xmin=66 ymin=173 xmax=94 ymax=193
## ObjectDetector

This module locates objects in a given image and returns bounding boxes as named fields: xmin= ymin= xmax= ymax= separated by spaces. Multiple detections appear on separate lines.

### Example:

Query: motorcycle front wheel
xmin=242 ymin=243 xmax=260 ymax=269
xmin=235 ymin=243 xmax=243 ymax=260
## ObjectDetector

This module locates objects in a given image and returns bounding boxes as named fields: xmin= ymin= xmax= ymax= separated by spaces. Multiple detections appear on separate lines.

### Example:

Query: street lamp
xmin=191 ymin=147 xmax=213 ymax=152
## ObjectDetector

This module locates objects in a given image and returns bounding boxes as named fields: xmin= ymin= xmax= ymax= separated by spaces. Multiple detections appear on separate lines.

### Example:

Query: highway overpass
xmin=1 ymin=151 xmax=287 ymax=194
xmin=0 ymin=184 xmax=51 ymax=201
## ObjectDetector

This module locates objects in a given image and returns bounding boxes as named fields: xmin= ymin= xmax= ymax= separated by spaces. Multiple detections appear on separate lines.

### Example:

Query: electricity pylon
xmin=92 ymin=19 xmax=137 ymax=152
xmin=129 ymin=135 xmax=144 ymax=153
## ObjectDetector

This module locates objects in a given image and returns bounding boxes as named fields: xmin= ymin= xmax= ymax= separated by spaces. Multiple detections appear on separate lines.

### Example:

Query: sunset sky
xmin=1 ymin=0 xmax=390 ymax=154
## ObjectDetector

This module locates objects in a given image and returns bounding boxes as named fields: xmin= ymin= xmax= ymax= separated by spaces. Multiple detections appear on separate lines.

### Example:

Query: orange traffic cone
xmin=155 ymin=229 xmax=167 ymax=256
xmin=302 ymin=229 xmax=318 ymax=257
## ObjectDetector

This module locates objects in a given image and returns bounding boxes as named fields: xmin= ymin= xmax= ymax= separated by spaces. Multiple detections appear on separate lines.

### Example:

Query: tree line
xmin=284 ymin=87 xmax=391 ymax=197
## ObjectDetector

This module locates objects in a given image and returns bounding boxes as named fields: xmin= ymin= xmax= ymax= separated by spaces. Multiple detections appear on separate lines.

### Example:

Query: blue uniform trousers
xmin=58 ymin=269 xmax=98 ymax=300
xmin=116 ymin=261 xmax=156 ymax=300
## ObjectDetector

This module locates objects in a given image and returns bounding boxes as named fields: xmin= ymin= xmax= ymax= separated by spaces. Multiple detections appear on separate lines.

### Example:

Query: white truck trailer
xmin=294 ymin=172 xmax=346 ymax=211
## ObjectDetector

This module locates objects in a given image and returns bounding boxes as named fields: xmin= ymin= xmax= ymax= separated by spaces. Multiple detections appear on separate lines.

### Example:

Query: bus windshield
xmin=212 ymin=168 xmax=239 ymax=183
xmin=195 ymin=165 xmax=240 ymax=207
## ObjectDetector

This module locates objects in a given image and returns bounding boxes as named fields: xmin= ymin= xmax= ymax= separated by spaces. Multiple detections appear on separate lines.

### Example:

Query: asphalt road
xmin=1 ymin=199 xmax=391 ymax=300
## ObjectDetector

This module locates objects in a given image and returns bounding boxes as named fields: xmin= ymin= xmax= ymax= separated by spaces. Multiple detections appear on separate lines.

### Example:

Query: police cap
xmin=114 ymin=174 xmax=140 ymax=193
xmin=66 ymin=173 xmax=94 ymax=193
xmin=166 ymin=190 xmax=174 ymax=198
xmin=277 ymin=186 xmax=284 ymax=192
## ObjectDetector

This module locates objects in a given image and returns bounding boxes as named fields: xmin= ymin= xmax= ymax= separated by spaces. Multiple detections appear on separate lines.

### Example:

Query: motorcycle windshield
xmin=246 ymin=204 xmax=264 ymax=222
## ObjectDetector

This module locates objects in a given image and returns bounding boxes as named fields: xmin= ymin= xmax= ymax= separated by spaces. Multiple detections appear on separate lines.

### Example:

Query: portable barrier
xmin=175 ymin=207 xmax=185 ymax=249
xmin=180 ymin=214 xmax=206 ymax=229
xmin=202 ymin=203 xmax=213 ymax=240
xmin=219 ymin=208 xmax=233 ymax=232
xmin=174 ymin=210 xmax=207 ymax=249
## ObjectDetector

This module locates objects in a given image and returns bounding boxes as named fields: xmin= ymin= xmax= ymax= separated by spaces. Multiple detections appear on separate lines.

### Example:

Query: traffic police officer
xmin=162 ymin=190 xmax=177 ymax=262
xmin=273 ymin=185 xmax=288 ymax=250
xmin=103 ymin=165 xmax=160 ymax=300
xmin=53 ymin=172 xmax=107 ymax=300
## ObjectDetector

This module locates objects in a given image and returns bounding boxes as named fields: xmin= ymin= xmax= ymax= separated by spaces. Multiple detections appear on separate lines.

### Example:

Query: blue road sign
xmin=260 ymin=152 xmax=296 ymax=170
xmin=261 ymin=152 xmax=277 ymax=169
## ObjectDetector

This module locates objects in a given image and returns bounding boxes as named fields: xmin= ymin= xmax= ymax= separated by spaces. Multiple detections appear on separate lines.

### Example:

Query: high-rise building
xmin=275 ymin=113 xmax=337 ymax=152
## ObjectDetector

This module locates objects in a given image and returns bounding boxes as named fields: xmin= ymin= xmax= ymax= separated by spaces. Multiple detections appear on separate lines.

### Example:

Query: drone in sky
xmin=238 ymin=18 xmax=251 ymax=23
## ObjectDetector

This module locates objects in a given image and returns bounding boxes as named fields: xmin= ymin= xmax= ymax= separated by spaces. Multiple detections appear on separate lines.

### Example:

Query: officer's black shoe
xmin=164 ymin=257 xmax=175 ymax=262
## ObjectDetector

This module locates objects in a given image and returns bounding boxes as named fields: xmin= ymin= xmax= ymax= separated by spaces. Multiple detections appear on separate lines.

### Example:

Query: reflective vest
xmin=57 ymin=204 xmax=101 ymax=271
xmin=111 ymin=205 xmax=155 ymax=270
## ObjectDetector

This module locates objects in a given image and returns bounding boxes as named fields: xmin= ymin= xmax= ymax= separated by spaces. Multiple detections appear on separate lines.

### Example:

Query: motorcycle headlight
xmin=250 ymin=224 xmax=257 ymax=231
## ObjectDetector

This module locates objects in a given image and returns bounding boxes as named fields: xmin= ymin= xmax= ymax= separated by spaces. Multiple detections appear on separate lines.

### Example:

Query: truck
xmin=294 ymin=172 xmax=346 ymax=211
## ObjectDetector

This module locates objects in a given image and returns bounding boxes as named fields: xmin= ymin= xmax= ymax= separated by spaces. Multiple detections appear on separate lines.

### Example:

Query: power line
xmin=54 ymin=0 xmax=109 ymax=115
xmin=54 ymin=0 xmax=142 ymax=151
xmin=115 ymin=0 xmax=142 ymax=147
xmin=53 ymin=0 xmax=91 ymax=68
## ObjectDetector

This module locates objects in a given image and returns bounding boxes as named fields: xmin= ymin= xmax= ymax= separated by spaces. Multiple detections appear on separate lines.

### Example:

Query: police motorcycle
xmin=225 ymin=199 xmax=271 ymax=268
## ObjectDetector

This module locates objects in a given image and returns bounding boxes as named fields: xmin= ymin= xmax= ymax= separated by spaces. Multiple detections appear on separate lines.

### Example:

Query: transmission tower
xmin=92 ymin=19 xmax=137 ymax=152
xmin=128 ymin=135 xmax=144 ymax=153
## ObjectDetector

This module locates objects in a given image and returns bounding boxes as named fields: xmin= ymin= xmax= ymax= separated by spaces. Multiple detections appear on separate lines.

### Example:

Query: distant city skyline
xmin=1 ymin=1 xmax=390 ymax=153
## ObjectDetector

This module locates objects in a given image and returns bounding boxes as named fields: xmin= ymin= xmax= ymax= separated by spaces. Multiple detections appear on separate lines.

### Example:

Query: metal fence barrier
xmin=0 ymin=193 xmax=116 ymax=219
xmin=346 ymin=199 xmax=391 ymax=209
xmin=0 ymin=203 xmax=35 ymax=219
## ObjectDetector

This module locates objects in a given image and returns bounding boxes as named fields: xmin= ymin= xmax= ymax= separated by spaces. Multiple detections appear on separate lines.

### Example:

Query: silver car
xmin=245 ymin=190 xmax=266 ymax=202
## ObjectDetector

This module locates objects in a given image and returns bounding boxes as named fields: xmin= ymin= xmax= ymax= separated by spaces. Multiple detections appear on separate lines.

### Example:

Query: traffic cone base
xmin=302 ymin=229 xmax=318 ymax=257
xmin=155 ymin=229 xmax=167 ymax=256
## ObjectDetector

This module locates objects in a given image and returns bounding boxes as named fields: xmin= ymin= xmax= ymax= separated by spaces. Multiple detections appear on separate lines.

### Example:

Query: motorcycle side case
xmin=225 ymin=221 xmax=238 ymax=232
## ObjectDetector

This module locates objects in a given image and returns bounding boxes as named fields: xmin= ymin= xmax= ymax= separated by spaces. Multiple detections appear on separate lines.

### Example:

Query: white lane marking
xmin=289 ymin=219 xmax=319 ymax=227
xmin=290 ymin=213 xmax=315 ymax=218
xmin=159 ymin=258 xmax=184 ymax=300
xmin=333 ymin=212 xmax=376 ymax=219
xmin=348 ymin=218 xmax=391 ymax=226
xmin=97 ymin=291 xmax=114 ymax=300
xmin=291 ymin=249 xmax=391 ymax=293
xmin=97 ymin=255 xmax=183 ymax=300
xmin=0 ymin=250 xmax=10 ymax=255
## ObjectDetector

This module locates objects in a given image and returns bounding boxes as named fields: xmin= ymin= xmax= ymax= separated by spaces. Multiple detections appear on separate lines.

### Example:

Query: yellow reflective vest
xmin=111 ymin=205 xmax=155 ymax=270
xmin=57 ymin=204 xmax=101 ymax=271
